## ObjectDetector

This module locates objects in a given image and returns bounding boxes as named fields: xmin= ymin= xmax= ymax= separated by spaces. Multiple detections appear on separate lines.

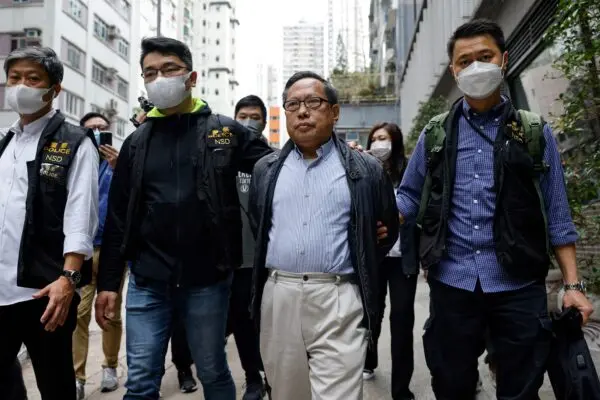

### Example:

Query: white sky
xmin=235 ymin=0 xmax=370 ymax=100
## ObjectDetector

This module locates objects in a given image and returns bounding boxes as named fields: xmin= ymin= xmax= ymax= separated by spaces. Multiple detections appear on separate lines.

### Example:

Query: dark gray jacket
xmin=248 ymin=134 xmax=399 ymax=332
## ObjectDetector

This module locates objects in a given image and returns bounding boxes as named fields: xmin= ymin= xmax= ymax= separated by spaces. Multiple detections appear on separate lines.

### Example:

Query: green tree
xmin=545 ymin=1 xmax=600 ymax=290
xmin=334 ymin=34 xmax=348 ymax=74
xmin=406 ymin=96 xmax=448 ymax=153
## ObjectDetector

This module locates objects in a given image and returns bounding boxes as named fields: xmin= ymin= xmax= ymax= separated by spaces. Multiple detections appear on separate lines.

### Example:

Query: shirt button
xmin=477 ymin=149 xmax=482 ymax=154
xmin=474 ymin=174 xmax=479 ymax=179
xmin=479 ymin=125 xmax=485 ymax=130
xmin=473 ymin=199 xmax=478 ymax=204
xmin=304 ymin=194 xmax=309 ymax=198
xmin=303 ymin=222 xmax=308 ymax=226
xmin=474 ymin=225 xmax=480 ymax=230
xmin=300 ymin=250 xmax=305 ymax=255
xmin=476 ymin=250 xmax=481 ymax=255
xmin=495 ymin=118 xmax=499 ymax=122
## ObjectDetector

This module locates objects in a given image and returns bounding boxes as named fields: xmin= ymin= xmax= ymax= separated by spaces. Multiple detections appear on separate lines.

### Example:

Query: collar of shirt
xmin=9 ymin=108 xmax=57 ymax=137
xmin=293 ymin=135 xmax=335 ymax=161
xmin=461 ymin=96 xmax=508 ymax=121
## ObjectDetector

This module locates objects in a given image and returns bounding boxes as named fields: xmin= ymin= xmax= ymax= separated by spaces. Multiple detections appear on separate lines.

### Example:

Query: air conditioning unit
xmin=104 ymin=99 xmax=118 ymax=118
xmin=107 ymin=25 xmax=121 ymax=40
xmin=24 ymin=28 xmax=41 ymax=38
xmin=106 ymin=67 xmax=118 ymax=80
xmin=109 ymin=99 xmax=118 ymax=110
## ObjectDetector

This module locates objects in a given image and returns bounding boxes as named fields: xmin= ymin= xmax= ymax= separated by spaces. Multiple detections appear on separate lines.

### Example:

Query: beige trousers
xmin=260 ymin=270 xmax=367 ymax=400
xmin=72 ymin=248 xmax=126 ymax=382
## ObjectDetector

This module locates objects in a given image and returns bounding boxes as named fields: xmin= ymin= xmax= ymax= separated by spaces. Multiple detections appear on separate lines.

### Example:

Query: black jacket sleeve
xmin=375 ymin=165 xmax=400 ymax=260
xmin=248 ymin=157 xmax=267 ymax=239
xmin=97 ymin=135 xmax=132 ymax=293
xmin=232 ymin=121 xmax=275 ymax=173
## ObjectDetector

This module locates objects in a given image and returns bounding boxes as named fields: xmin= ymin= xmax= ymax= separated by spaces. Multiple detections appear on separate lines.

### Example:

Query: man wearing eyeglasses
xmin=248 ymin=71 xmax=399 ymax=400
xmin=94 ymin=37 xmax=273 ymax=400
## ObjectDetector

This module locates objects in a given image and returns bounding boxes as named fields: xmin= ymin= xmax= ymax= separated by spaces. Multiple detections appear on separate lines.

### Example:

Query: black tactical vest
xmin=0 ymin=112 xmax=94 ymax=289
xmin=419 ymin=100 xmax=551 ymax=281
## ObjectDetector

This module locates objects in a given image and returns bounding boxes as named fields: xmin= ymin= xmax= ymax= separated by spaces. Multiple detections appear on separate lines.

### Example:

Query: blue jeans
xmin=124 ymin=273 xmax=235 ymax=400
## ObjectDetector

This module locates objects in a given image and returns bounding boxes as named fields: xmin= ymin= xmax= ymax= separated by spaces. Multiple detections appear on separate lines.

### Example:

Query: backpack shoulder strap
xmin=518 ymin=109 xmax=550 ymax=252
xmin=518 ymin=109 xmax=547 ymax=173
xmin=424 ymin=111 xmax=450 ymax=155
xmin=416 ymin=111 xmax=449 ymax=226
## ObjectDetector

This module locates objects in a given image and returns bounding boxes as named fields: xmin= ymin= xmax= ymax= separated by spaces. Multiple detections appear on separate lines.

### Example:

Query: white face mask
xmin=6 ymin=84 xmax=54 ymax=115
xmin=144 ymin=72 xmax=192 ymax=109
xmin=455 ymin=61 xmax=504 ymax=100
xmin=369 ymin=140 xmax=392 ymax=161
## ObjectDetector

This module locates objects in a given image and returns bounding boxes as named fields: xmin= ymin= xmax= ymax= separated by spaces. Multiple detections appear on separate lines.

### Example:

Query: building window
xmin=216 ymin=73 xmax=219 ymax=79
xmin=64 ymin=0 xmax=88 ymax=27
xmin=61 ymin=90 xmax=84 ymax=118
xmin=216 ymin=56 xmax=220 ymax=62
xmin=114 ymin=117 xmax=126 ymax=138
xmin=202 ymin=70 xmax=205 ymax=77
xmin=201 ymin=88 xmax=205 ymax=94
xmin=117 ymin=77 xmax=128 ymax=98
xmin=202 ymin=20 xmax=206 ymax=26
xmin=215 ymin=89 xmax=219 ymax=95
xmin=13 ymin=0 xmax=31 ymax=3
xmin=216 ymin=39 xmax=220 ymax=46
xmin=90 ymin=104 xmax=104 ymax=114
xmin=216 ymin=22 xmax=220 ymax=29
xmin=10 ymin=33 xmax=41 ymax=52
xmin=183 ymin=26 xmax=190 ymax=36
xmin=62 ymin=38 xmax=86 ymax=74
xmin=93 ymin=16 xmax=109 ymax=41
xmin=202 ymin=37 xmax=206 ymax=44
xmin=117 ymin=38 xmax=129 ymax=58
xmin=203 ymin=3 xmax=206 ymax=10
xmin=92 ymin=60 xmax=108 ymax=86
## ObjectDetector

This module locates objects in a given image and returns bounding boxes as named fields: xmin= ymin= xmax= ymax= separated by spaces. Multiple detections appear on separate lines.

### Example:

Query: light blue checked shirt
xmin=265 ymin=138 xmax=355 ymax=274
xmin=397 ymin=98 xmax=578 ymax=293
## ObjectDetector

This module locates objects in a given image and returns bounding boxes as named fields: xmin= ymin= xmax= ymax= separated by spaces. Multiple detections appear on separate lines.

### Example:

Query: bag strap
xmin=519 ymin=109 xmax=550 ymax=253
xmin=416 ymin=111 xmax=449 ymax=226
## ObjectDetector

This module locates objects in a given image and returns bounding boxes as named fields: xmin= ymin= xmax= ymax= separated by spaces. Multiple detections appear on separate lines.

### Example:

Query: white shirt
xmin=0 ymin=109 xmax=98 ymax=306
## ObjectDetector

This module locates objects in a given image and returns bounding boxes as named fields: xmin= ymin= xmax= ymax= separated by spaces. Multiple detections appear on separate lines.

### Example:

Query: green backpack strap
xmin=416 ymin=111 xmax=449 ymax=226
xmin=518 ymin=109 xmax=550 ymax=252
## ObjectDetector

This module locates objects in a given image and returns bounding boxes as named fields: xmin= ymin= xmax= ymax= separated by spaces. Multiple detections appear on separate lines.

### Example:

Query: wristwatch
xmin=61 ymin=270 xmax=82 ymax=286
xmin=563 ymin=281 xmax=587 ymax=294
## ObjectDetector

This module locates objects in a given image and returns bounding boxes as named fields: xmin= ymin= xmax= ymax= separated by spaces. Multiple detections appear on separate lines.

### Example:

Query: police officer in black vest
xmin=94 ymin=37 xmax=273 ymax=399
xmin=397 ymin=20 xmax=594 ymax=399
xmin=0 ymin=47 xmax=99 ymax=400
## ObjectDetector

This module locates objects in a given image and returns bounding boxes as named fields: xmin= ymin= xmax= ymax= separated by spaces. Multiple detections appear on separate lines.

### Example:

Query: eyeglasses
xmin=141 ymin=64 xmax=188 ymax=81
xmin=283 ymin=96 xmax=329 ymax=112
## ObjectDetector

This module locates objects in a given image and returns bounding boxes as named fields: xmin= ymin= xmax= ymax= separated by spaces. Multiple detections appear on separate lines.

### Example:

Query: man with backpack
xmin=396 ymin=19 xmax=593 ymax=399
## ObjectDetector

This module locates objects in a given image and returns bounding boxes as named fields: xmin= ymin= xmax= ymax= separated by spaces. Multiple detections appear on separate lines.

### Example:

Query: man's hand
xmin=99 ymin=145 xmax=119 ymax=169
xmin=563 ymin=289 xmax=594 ymax=324
xmin=376 ymin=221 xmax=388 ymax=242
xmin=136 ymin=111 xmax=147 ymax=124
xmin=32 ymin=277 xmax=75 ymax=332
xmin=95 ymin=291 xmax=119 ymax=330
xmin=348 ymin=141 xmax=364 ymax=152
xmin=399 ymin=213 xmax=405 ymax=225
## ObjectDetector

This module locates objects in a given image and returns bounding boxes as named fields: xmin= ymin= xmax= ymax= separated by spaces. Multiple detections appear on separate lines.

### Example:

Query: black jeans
xmin=4 ymin=360 xmax=27 ymax=400
xmin=171 ymin=310 xmax=193 ymax=371
xmin=424 ymin=278 xmax=552 ymax=400
xmin=365 ymin=257 xmax=418 ymax=398
xmin=226 ymin=268 xmax=263 ymax=384
xmin=0 ymin=297 xmax=79 ymax=400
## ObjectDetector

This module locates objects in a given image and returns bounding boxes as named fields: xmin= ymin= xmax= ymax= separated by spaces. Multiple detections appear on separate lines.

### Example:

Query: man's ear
xmin=332 ymin=104 xmax=340 ymax=123
xmin=44 ymin=83 xmax=61 ymax=101
xmin=187 ymin=71 xmax=197 ymax=89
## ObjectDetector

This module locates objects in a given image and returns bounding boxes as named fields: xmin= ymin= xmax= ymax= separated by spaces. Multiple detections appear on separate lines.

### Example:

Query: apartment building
xmin=0 ymin=0 xmax=141 ymax=148
xmin=192 ymin=0 xmax=239 ymax=116
xmin=282 ymin=21 xmax=325 ymax=84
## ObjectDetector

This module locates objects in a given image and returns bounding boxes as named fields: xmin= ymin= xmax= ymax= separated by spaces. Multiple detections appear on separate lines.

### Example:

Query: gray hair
xmin=3 ymin=47 xmax=64 ymax=85
xmin=282 ymin=71 xmax=339 ymax=105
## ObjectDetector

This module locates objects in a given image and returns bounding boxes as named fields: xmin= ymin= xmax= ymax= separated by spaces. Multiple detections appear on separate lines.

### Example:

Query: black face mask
xmin=238 ymin=118 xmax=266 ymax=134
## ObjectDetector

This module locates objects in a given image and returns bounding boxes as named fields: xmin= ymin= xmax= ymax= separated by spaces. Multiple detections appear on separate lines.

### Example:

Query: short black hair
xmin=282 ymin=71 xmax=338 ymax=105
xmin=447 ymin=19 xmax=506 ymax=60
xmin=80 ymin=112 xmax=110 ymax=127
xmin=140 ymin=37 xmax=193 ymax=70
xmin=234 ymin=95 xmax=267 ymax=122
xmin=4 ymin=47 xmax=64 ymax=85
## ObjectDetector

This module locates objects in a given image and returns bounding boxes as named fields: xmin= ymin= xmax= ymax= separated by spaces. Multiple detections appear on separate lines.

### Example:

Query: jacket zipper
xmin=175 ymin=116 xmax=183 ymax=288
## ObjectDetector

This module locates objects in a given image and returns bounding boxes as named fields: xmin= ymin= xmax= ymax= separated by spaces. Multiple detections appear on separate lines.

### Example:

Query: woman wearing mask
xmin=363 ymin=123 xmax=418 ymax=400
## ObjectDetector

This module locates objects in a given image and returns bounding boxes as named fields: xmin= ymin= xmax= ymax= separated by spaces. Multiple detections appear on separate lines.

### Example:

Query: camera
xmin=130 ymin=96 xmax=155 ymax=127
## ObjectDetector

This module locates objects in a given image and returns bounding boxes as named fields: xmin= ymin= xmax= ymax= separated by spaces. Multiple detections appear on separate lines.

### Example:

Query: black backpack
xmin=547 ymin=306 xmax=600 ymax=400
